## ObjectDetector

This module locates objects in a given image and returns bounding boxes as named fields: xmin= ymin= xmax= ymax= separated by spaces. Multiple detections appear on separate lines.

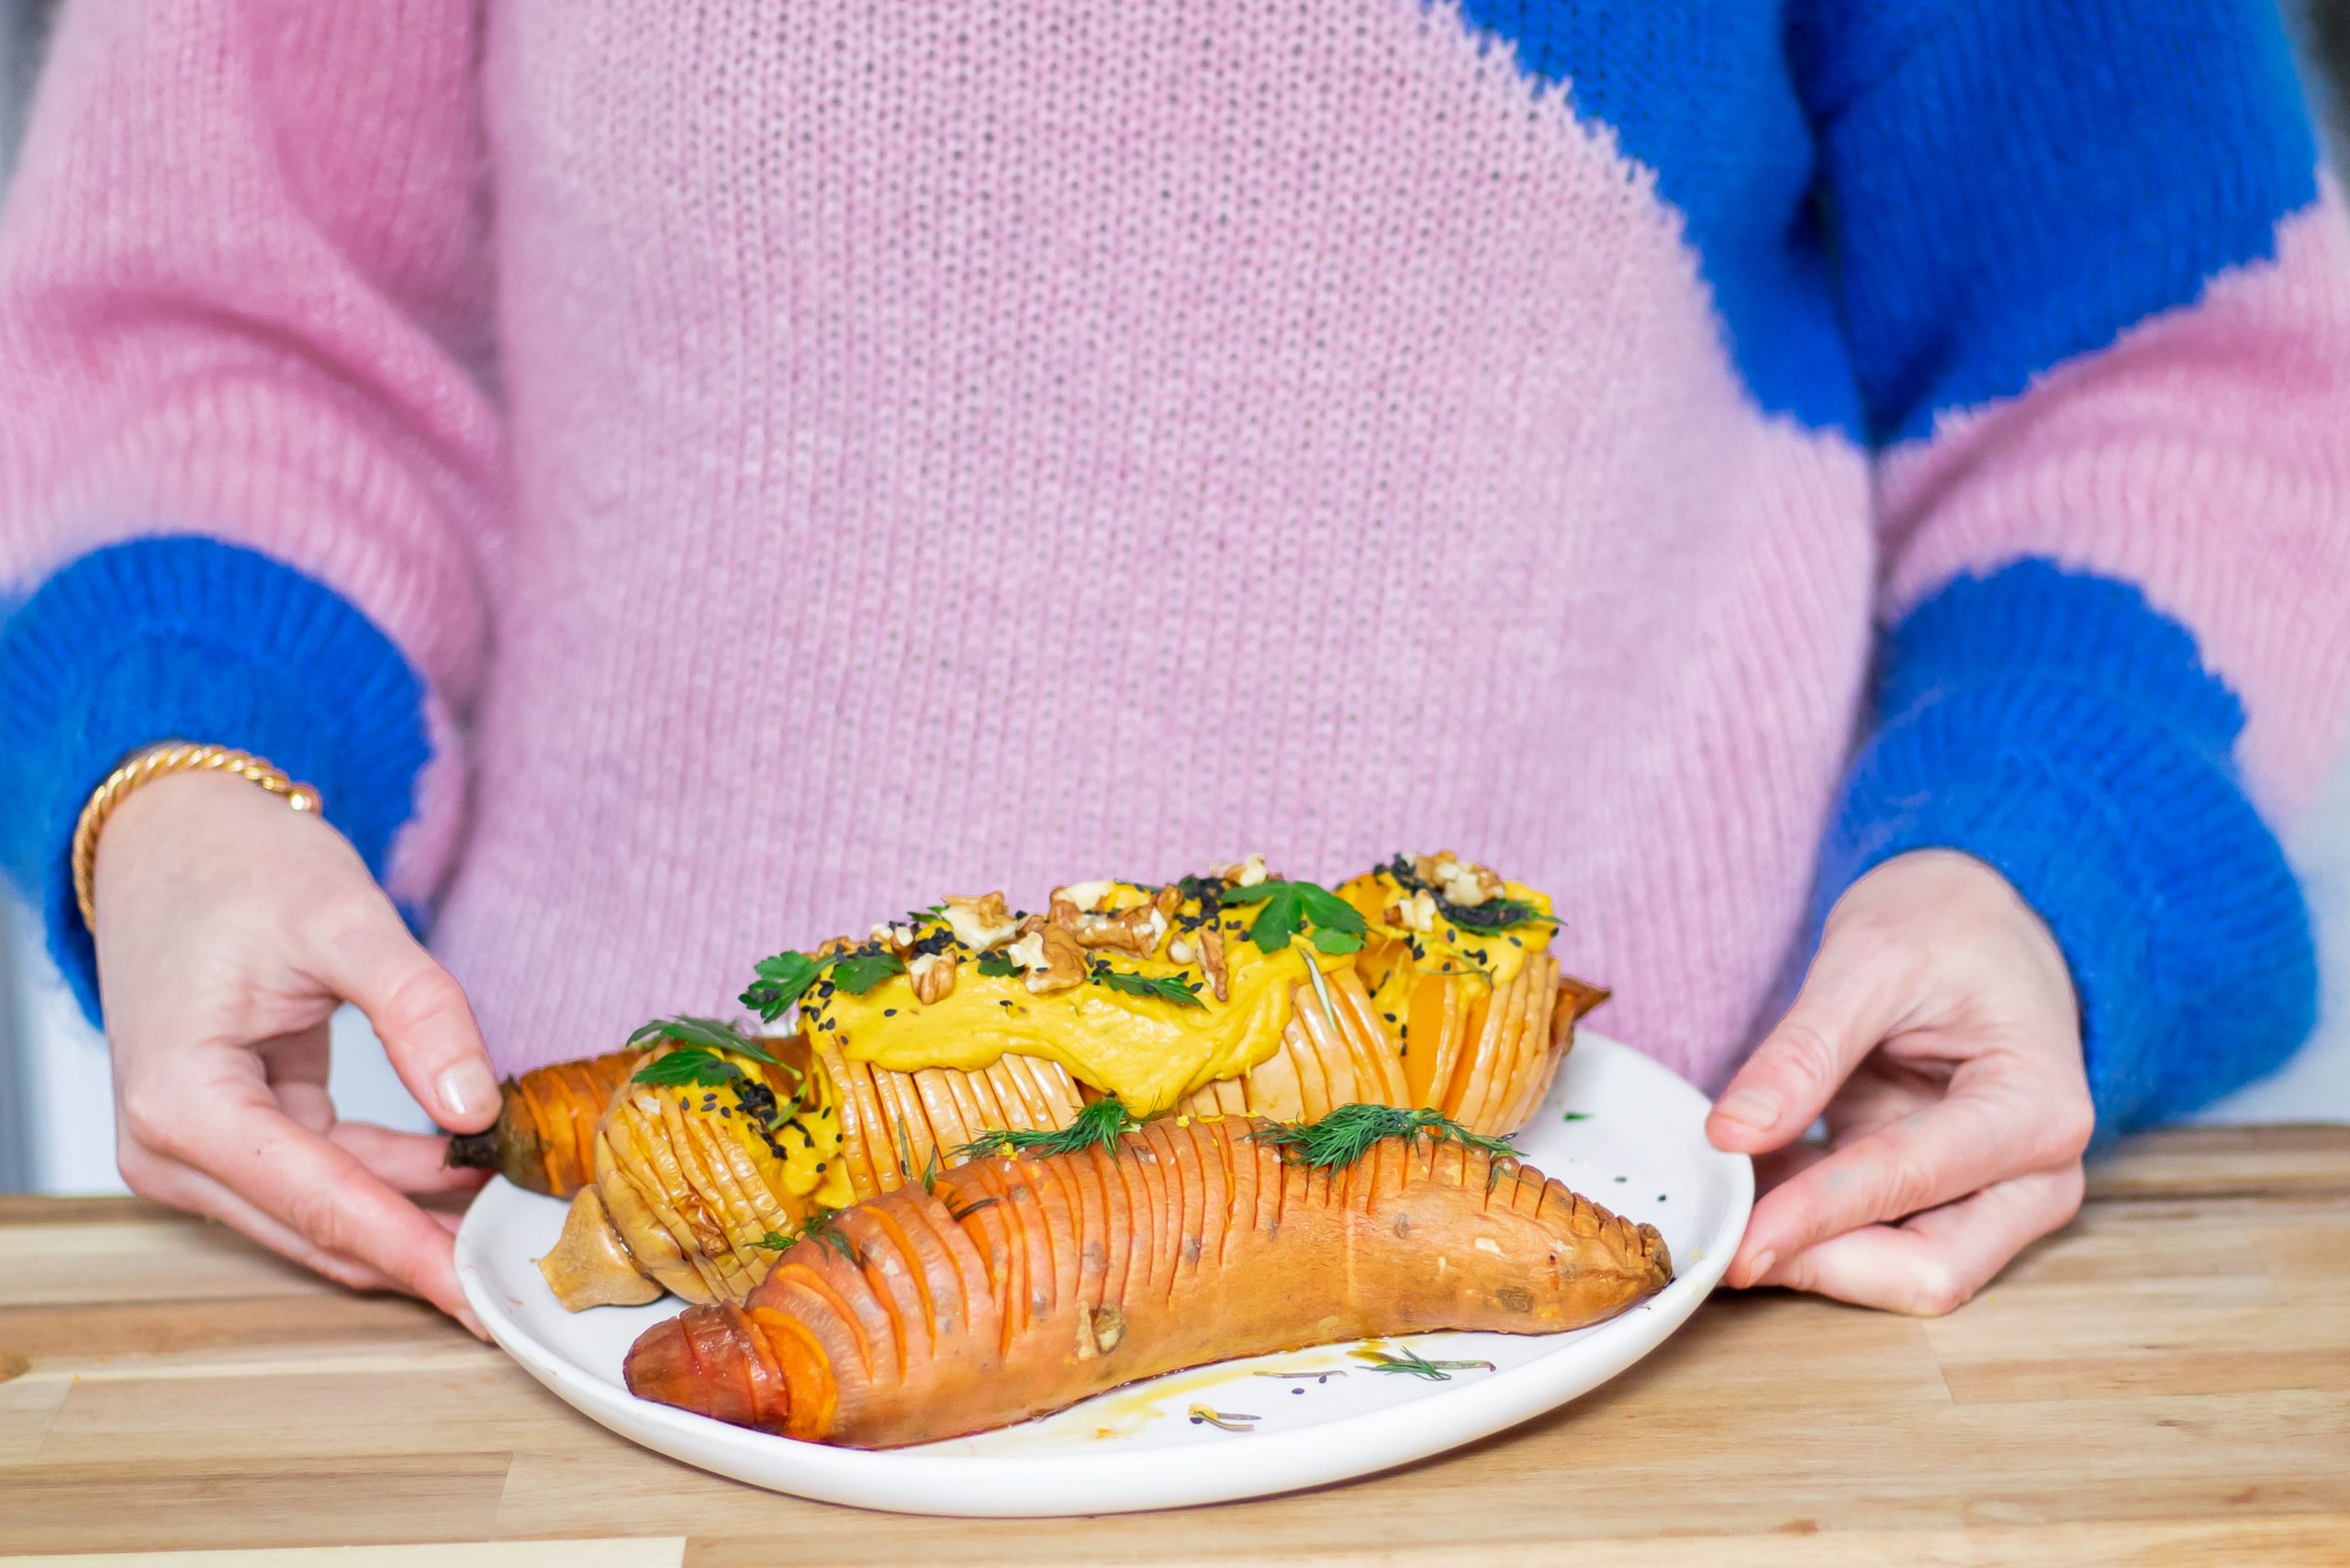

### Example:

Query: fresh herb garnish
xmin=1354 ymin=1345 xmax=1496 ymax=1381
xmin=628 ymin=1015 xmax=780 ymax=1060
xmin=956 ymin=1094 xmax=1147 ymax=1162
xmin=1091 ymin=965 xmax=1206 ymax=1009
xmin=747 ymin=1209 xmax=858 ymax=1266
xmin=975 ymin=951 xmax=1019 ymax=978
xmin=944 ymin=1193 xmax=1001 ymax=1222
xmin=1248 ymin=1103 xmax=1521 ymax=1170
xmin=1217 ymin=879 xmax=1366 ymax=955
xmin=751 ymin=1229 xmax=797 ymax=1251
xmin=1186 ymin=1404 xmax=1259 ymax=1431
xmin=828 ymin=952 xmax=906 ymax=995
xmin=630 ymin=1047 xmax=743 ymax=1090
xmin=740 ymin=952 xmax=824 ymax=1022
xmin=1443 ymin=897 xmax=1560 ymax=932
xmin=1561 ymin=1111 xmax=1591 ymax=1123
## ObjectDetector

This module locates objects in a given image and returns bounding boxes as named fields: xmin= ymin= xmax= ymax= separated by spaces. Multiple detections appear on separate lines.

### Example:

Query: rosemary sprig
xmin=1186 ymin=1404 xmax=1259 ymax=1431
xmin=1217 ymin=879 xmax=1366 ymax=956
xmin=1247 ymin=1103 xmax=1521 ymax=1170
xmin=1354 ymin=1345 xmax=1496 ymax=1382
xmin=955 ymin=1094 xmax=1147 ymax=1162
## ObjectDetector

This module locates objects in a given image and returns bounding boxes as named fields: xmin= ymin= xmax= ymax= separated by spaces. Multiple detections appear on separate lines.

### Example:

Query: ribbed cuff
xmin=0 ymin=536 xmax=434 ymax=1023
xmin=1818 ymin=561 xmax=2317 ymax=1142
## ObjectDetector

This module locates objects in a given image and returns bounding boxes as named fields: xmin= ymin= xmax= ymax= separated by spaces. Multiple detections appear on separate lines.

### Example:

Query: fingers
xmin=1730 ymin=1060 xmax=2083 ymax=1287
xmin=1759 ymin=1166 xmax=2086 ymax=1316
xmin=1708 ymin=927 xmax=1918 ymax=1155
xmin=117 ymin=1142 xmax=403 ymax=1295
xmin=330 ymin=1121 xmax=492 ymax=1195
xmin=147 ymin=1090 xmax=480 ymax=1326
xmin=307 ymin=897 xmax=498 ymax=1132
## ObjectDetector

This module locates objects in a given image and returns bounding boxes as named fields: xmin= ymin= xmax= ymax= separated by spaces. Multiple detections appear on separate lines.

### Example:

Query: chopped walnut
xmin=908 ymin=950 xmax=958 ymax=1004
xmin=940 ymin=891 xmax=1019 ymax=952
xmin=1168 ymin=935 xmax=1197 ymax=965
xmin=1197 ymin=924 xmax=1230 ymax=1002
xmin=1410 ymin=851 xmax=1503 ymax=909
xmin=1067 ymin=902 xmax=1168 ymax=958
xmin=1211 ymin=853 xmax=1269 ymax=889
xmin=1386 ymin=890 xmax=1439 ymax=934
xmin=1052 ymin=879 xmax=1116 ymax=914
xmin=869 ymin=922 xmax=921 ymax=958
xmin=1008 ymin=924 xmax=1086 ymax=994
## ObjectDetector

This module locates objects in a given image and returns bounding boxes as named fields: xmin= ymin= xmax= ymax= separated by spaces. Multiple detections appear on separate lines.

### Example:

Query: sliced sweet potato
xmin=1402 ymin=973 xmax=1464 ymax=1110
xmin=1237 ymin=1036 xmax=1304 ymax=1122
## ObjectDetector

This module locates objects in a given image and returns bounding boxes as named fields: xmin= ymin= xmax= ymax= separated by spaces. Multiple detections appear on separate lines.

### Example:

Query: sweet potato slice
xmin=1237 ymin=1036 xmax=1305 ymax=1122
xmin=1402 ymin=973 xmax=1465 ymax=1111
xmin=836 ymin=1054 xmax=900 ymax=1195
xmin=1285 ymin=1020 xmax=1334 ymax=1122
xmin=1291 ymin=980 xmax=1360 ymax=1109
xmin=1332 ymin=969 xmax=1409 ymax=1105
xmin=911 ymin=1068 xmax=977 ymax=1164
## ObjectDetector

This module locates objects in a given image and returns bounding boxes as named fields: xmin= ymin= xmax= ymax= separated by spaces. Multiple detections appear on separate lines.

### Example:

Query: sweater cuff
xmin=0 ymin=536 xmax=434 ymax=1024
xmin=1817 ymin=561 xmax=2317 ymax=1143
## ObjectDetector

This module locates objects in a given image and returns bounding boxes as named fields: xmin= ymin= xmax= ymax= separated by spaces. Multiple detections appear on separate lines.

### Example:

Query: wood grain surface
xmin=2 ymin=1126 xmax=2344 ymax=1566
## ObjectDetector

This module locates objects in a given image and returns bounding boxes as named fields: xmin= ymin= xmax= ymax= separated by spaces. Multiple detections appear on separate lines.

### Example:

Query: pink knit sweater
xmin=3 ymin=3 xmax=2346 ymax=1104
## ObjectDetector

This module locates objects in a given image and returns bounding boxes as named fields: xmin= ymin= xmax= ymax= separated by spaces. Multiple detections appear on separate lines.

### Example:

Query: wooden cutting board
xmin=1 ymin=1124 xmax=2344 ymax=1566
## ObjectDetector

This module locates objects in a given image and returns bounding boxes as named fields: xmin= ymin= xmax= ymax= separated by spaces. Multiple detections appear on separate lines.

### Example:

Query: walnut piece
xmin=1197 ymin=924 xmax=1230 ymax=1002
xmin=1008 ymin=924 xmax=1087 ymax=994
xmin=1066 ymin=902 xmax=1168 ymax=958
xmin=1052 ymin=879 xmax=1117 ymax=914
xmin=1385 ymin=889 xmax=1439 ymax=935
xmin=1412 ymin=851 xmax=1503 ymax=909
xmin=869 ymin=922 xmax=920 ymax=958
xmin=1212 ymin=853 xmax=1270 ymax=889
xmin=908 ymin=950 xmax=958 ymax=1005
xmin=940 ymin=891 xmax=1019 ymax=952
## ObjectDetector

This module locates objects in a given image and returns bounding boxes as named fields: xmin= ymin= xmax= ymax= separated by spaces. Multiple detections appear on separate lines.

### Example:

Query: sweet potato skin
xmin=448 ymin=1048 xmax=643 ymax=1196
xmin=625 ymin=1114 xmax=1670 ymax=1448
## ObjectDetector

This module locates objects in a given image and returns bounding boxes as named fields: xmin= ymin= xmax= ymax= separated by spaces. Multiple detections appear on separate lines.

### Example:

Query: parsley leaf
xmin=1218 ymin=879 xmax=1367 ymax=954
xmin=975 ymin=951 xmax=1019 ymax=979
xmin=630 ymin=1047 xmax=742 ymax=1090
xmin=828 ymin=952 xmax=907 ymax=995
xmin=628 ymin=1015 xmax=784 ymax=1066
xmin=741 ymin=952 xmax=823 ymax=1022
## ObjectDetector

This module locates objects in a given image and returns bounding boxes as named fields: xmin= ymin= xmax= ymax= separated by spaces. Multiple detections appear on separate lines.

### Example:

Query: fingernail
xmin=1745 ymin=1249 xmax=1776 ymax=1285
xmin=437 ymin=1059 xmax=498 ymax=1125
xmin=1713 ymin=1089 xmax=1779 ymax=1131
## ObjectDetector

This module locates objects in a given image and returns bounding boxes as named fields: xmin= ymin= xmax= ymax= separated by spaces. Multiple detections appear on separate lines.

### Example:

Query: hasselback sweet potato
xmin=447 ymin=1048 xmax=643 ymax=1197
xmin=623 ymin=1112 xmax=1670 ymax=1447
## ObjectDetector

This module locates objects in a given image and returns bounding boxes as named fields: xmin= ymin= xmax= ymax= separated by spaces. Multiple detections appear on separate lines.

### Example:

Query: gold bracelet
xmin=71 ymin=742 xmax=323 ymax=931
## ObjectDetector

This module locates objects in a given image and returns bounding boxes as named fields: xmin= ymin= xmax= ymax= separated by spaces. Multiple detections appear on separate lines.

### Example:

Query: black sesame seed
xmin=883 ymin=1008 xmax=897 ymax=1017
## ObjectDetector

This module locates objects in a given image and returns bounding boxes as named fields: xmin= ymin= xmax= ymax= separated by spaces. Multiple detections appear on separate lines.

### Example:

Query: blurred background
xmin=2 ymin=3 xmax=2347 ymax=1192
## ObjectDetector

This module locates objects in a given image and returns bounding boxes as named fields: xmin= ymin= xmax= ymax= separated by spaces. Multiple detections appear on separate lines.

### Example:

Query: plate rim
xmin=456 ymin=1032 xmax=1752 ymax=1516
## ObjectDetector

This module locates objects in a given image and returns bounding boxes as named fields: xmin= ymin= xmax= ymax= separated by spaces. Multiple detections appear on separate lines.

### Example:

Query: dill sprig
xmin=1248 ymin=1103 xmax=1521 ymax=1170
xmin=955 ymin=1094 xmax=1147 ymax=1162
xmin=1354 ymin=1345 xmax=1496 ymax=1381
xmin=944 ymin=1193 xmax=1001 ymax=1223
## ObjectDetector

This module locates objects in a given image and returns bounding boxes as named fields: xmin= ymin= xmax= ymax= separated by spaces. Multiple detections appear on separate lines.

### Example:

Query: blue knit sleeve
xmin=0 ymin=536 xmax=435 ymax=1024
xmin=1817 ymin=561 xmax=2318 ymax=1143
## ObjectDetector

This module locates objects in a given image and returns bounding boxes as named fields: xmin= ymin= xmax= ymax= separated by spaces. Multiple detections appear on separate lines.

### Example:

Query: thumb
xmin=308 ymin=892 xmax=498 ymax=1132
xmin=1708 ymin=924 xmax=1913 ymax=1154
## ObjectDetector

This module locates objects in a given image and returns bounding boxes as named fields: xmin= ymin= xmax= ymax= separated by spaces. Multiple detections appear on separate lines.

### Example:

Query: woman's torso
xmin=442 ymin=0 xmax=1875 ymax=1083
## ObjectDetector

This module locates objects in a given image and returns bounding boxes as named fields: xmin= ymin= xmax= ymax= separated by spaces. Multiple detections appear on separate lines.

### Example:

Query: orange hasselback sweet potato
xmin=624 ymin=1113 xmax=1670 ymax=1448
xmin=447 ymin=1047 xmax=643 ymax=1196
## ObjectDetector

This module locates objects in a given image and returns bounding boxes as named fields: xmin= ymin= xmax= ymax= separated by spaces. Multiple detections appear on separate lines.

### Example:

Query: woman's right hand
xmin=89 ymin=768 xmax=497 ymax=1329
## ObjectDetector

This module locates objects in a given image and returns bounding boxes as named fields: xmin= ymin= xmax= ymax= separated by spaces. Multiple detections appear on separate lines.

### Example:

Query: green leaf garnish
xmin=629 ymin=1047 xmax=742 ymax=1090
xmin=1091 ymin=967 xmax=1206 ymax=1009
xmin=975 ymin=951 xmax=1019 ymax=979
xmin=828 ymin=952 xmax=907 ymax=995
xmin=628 ymin=1014 xmax=781 ymax=1063
xmin=750 ymin=1229 xmax=797 ymax=1251
xmin=944 ymin=1193 xmax=1001 ymax=1223
xmin=1561 ymin=1111 xmax=1591 ymax=1122
xmin=741 ymin=952 xmax=824 ymax=1022
xmin=1353 ymin=1345 xmax=1495 ymax=1381
xmin=1444 ymin=897 xmax=1560 ymax=932
xmin=956 ymin=1094 xmax=1147 ymax=1162
xmin=1218 ymin=879 xmax=1366 ymax=954
xmin=1247 ymin=1103 xmax=1520 ymax=1170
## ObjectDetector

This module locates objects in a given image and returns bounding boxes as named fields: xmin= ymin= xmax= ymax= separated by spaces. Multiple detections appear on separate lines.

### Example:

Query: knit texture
xmin=0 ymin=1 xmax=2344 ymax=1137
xmin=1819 ymin=563 xmax=2319 ymax=1144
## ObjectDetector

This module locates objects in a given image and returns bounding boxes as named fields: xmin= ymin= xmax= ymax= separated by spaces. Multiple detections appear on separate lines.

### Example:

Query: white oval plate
xmin=456 ymin=1032 xmax=1751 ymax=1516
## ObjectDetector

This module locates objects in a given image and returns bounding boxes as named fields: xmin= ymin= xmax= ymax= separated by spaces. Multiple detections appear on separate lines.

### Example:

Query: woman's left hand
xmin=1706 ymin=849 xmax=2093 ymax=1315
